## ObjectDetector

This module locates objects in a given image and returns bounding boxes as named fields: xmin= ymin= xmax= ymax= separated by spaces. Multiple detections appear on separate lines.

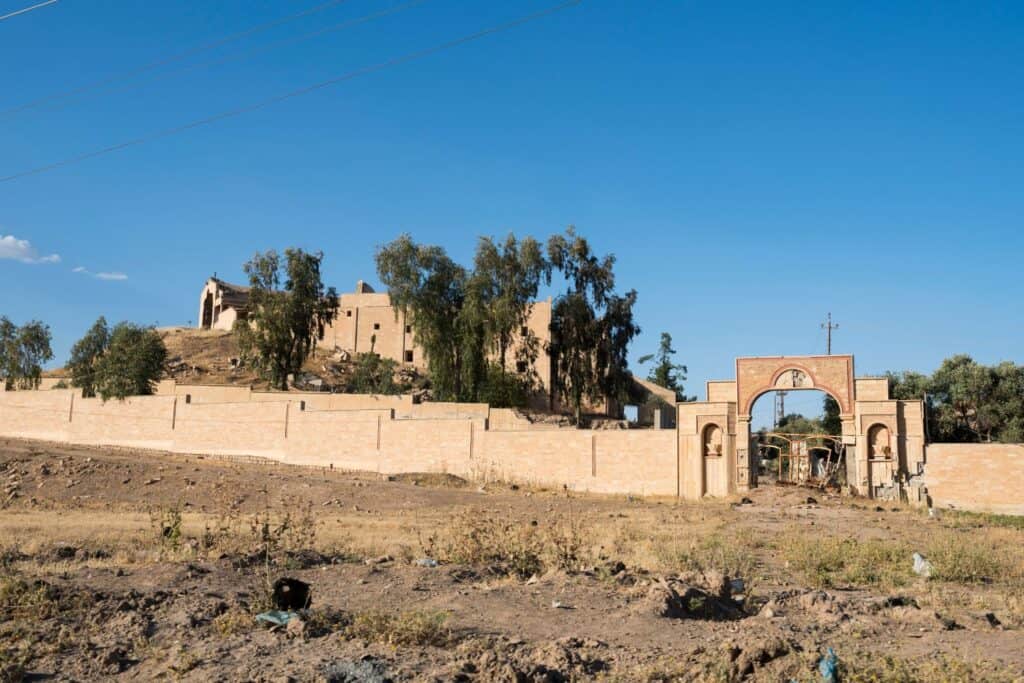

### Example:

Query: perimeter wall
xmin=0 ymin=389 xmax=677 ymax=497
xmin=924 ymin=443 xmax=1024 ymax=515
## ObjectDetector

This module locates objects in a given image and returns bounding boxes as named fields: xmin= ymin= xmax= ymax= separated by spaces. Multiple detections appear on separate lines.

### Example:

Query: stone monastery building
xmin=198 ymin=276 xmax=555 ymax=393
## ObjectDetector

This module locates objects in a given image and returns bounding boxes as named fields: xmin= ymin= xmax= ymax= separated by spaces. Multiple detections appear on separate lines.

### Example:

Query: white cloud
xmin=73 ymin=266 xmax=128 ymax=281
xmin=0 ymin=234 xmax=60 ymax=264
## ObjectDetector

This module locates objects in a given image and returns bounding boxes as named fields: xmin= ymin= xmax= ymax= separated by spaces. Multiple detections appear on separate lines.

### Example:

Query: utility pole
xmin=821 ymin=312 xmax=839 ymax=355
xmin=773 ymin=391 xmax=787 ymax=428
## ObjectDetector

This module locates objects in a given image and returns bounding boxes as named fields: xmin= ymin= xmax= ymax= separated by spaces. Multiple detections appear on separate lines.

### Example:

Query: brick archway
xmin=736 ymin=355 xmax=855 ymax=419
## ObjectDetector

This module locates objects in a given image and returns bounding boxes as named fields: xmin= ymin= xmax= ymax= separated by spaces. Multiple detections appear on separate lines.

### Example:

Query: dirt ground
xmin=1 ymin=437 xmax=1023 ymax=682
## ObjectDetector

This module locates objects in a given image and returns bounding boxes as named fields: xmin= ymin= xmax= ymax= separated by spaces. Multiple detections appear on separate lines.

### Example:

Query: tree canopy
xmin=0 ymin=317 xmax=53 ymax=390
xmin=889 ymin=355 xmax=1024 ymax=443
xmin=92 ymin=323 xmax=168 ymax=401
xmin=67 ymin=316 xmax=110 ymax=398
xmin=547 ymin=227 xmax=640 ymax=424
xmin=236 ymin=249 xmax=340 ymax=391
xmin=638 ymin=332 xmax=691 ymax=401
xmin=376 ymin=233 xmax=552 ymax=407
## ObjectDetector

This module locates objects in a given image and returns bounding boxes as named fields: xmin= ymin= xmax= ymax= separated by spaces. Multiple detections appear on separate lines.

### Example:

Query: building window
xmin=520 ymin=326 xmax=529 ymax=336
xmin=373 ymin=322 xmax=381 ymax=330
xmin=405 ymin=325 xmax=412 ymax=334
xmin=405 ymin=350 xmax=414 ymax=363
xmin=516 ymin=360 xmax=528 ymax=373
xmin=346 ymin=310 xmax=352 ymax=317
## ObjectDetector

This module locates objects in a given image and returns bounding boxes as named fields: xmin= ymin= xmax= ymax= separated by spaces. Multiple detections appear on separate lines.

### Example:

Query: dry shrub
xmin=656 ymin=529 xmax=761 ymax=586
xmin=421 ymin=510 xmax=591 ymax=578
xmin=780 ymin=536 xmax=910 ymax=589
xmin=0 ymin=573 xmax=89 ymax=620
xmin=212 ymin=607 xmax=253 ymax=637
xmin=343 ymin=610 xmax=450 ymax=647
xmin=838 ymin=653 xmax=1018 ymax=683
xmin=925 ymin=531 xmax=1020 ymax=585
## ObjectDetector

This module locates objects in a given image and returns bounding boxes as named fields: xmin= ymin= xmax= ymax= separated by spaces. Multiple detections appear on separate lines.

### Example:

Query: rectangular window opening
xmin=373 ymin=322 xmax=380 ymax=330
xmin=404 ymin=350 xmax=414 ymax=363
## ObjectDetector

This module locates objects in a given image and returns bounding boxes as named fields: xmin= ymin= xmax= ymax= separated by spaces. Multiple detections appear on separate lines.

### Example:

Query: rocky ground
xmin=1 ymin=437 xmax=1023 ymax=682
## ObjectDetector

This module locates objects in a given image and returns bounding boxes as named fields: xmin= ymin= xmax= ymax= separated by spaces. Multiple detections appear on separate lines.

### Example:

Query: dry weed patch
xmin=924 ymin=530 xmax=1023 ymax=585
xmin=780 ymin=536 xmax=910 ymax=589
xmin=421 ymin=509 xmax=592 ymax=578
xmin=838 ymin=653 xmax=1019 ymax=683
xmin=343 ymin=610 xmax=450 ymax=647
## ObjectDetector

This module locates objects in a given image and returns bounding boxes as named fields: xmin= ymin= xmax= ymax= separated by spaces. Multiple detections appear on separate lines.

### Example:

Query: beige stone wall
xmin=855 ymin=378 xmax=889 ymax=401
xmin=706 ymin=381 xmax=736 ymax=404
xmin=925 ymin=443 xmax=1024 ymax=515
xmin=0 ymin=390 xmax=676 ymax=497
xmin=69 ymin=395 xmax=176 ymax=451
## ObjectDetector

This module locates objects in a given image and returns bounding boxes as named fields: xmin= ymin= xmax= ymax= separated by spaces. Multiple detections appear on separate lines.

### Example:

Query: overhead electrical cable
xmin=0 ymin=0 xmax=58 ymax=23
xmin=5 ymin=0 xmax=427 ymax=119
xmin=0 ymin=0 xmax=582 ymax=184
xmin=0 ymin=0 xmax=349 ymax=117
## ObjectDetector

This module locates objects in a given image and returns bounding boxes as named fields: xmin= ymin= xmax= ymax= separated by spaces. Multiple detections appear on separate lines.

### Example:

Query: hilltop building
xmin=197 ymin=276 xmax=555 ymax=399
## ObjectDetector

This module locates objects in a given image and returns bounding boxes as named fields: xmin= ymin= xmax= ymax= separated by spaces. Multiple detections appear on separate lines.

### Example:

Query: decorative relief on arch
xmin=774 ymin=369 xmax=812 ymax=389
xmin=736 ymin=355 xmax=855 ymax=419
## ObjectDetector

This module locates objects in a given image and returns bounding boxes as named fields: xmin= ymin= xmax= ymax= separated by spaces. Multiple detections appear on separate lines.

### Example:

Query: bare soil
xmin=1 ymin=437 xmax=1023 ymax=682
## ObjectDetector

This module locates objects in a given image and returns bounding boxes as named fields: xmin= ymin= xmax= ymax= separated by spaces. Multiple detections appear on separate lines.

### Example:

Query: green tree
xmin=638 ymin=332 xmax=689 ymax=401
xmin=547 ymin=227 xmax=640 ymax=424
xmin=67 ymin=316 xmax=110 ymax=398
xmin=236 ymin=249 xmax=340 ymax=391
xmin=775 ymin=413 xmax=824 ymax=435
xmin=348 ymin=352 xmax=402 ymax=395
xmin=93 ymin=323 xmax=167 ymax=400
xmin=821 ymin=395 xmax=842 ymax=435
xmin=471 ymin=234 xmax=549 ymax=372
xmin=0 ymin=317 xmax=53 ymax=390
xmin=886 ymin=370 xmax=930 ymax=400
xmin=886 ymin=356 xmax=1024 ymax=443
xmin=376 ymin=235 xmax=469 ymax=401
xmin=0 ymin=317 xmax=15 ymax=388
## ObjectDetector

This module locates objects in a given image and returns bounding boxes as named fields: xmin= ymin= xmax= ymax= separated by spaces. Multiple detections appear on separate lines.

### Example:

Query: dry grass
xmin=343 ymin=610 xmax=450 ymax=647
xmin=419 ymin=509 xmax=592 ymax=578
xmin=838 ymin=653 xmax=1021 ymax=683
xmin=924 ymin=529 xmax=1023 ymax=585
xmin=779 ymin=536 xmax=911 ymax=589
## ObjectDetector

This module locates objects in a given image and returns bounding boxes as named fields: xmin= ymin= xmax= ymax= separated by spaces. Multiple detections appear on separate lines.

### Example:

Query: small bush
xmin=925 ymin=533 xmax=1014 ymax=584
xmin=0 ymin=574 xmax=84 ymax=620
xmin=781 ymin=536 xmax=909 ymax=589
xmin=839 ymin=653 xmax=1018 ymax=683
xmin=212 ymin=608 xmax=253 ymax=637
xmin=659 ymin=530 xmax=760 ymax=586
xmin=344 ymin=610 xmax=450 ymax=647
xmin=421 ymin=511 xmax=592 ymax=578
xmin=151 ymin=503 xmax=183 ymax=553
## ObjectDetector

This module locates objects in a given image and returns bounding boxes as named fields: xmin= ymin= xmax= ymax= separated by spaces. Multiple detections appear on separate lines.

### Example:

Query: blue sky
xmin=1 ymin=0 xmax=1021 ymax=424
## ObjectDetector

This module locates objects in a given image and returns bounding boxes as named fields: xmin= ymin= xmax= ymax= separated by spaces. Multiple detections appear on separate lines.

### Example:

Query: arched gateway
xmin=677 ymin=355 xmax=926 ymax=499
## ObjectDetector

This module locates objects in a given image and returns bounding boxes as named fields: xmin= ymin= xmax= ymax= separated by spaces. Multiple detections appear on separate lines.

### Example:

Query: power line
xmin=0 ymin=0 xmax=583 ymax=184
xmin=5 ymin=0 xmax=428 ymax=120
xmin=0 ymin=0 xmax=57 ymax=23
xmin=0 ymin=0 xmax=350 ymax=117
